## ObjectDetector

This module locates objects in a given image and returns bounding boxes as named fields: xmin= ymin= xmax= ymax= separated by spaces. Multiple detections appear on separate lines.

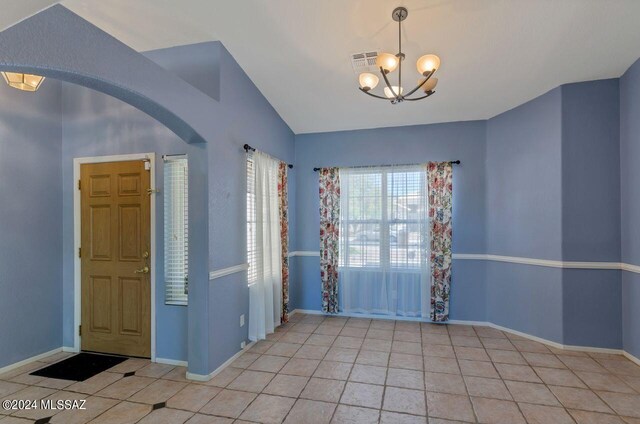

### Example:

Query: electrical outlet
xmin=240 ymin=314 xmax=245 ymax=327
xmin=240 ymin=341 xmax=246 ymax=349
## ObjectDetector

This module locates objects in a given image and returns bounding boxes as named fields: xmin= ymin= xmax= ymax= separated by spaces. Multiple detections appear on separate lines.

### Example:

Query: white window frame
xmin=339 ymin=166 xmax=428 ymax=272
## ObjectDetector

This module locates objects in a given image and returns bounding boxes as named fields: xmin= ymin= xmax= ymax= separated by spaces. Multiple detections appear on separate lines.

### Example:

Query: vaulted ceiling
xmin=4 ymin=1 xmax=640 ymax=134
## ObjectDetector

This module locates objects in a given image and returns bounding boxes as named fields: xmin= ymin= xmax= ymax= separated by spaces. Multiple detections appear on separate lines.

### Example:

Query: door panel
xmin=89 ymin=205 xmax=112 ymax=260
xmin=81 ymin=160 xmax=151 ymax=358
xmin=89 ymin=174 xmax=111 ymax=197
xmin=89 ymin=276 xmax=112 ymax=332
xmin=120 ymin=277 xmax=143 ymax=335
xmin=119 ymin=205 xmax=141 ymax=261
xmin=118 ymin=173 xmax=142 ymax=196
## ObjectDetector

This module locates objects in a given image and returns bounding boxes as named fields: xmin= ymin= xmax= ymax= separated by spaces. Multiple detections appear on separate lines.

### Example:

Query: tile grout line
xmin=282 ymin=316 xmax=334 ymax=423
xmin=447 ymin=322 xmax=479 ymax=423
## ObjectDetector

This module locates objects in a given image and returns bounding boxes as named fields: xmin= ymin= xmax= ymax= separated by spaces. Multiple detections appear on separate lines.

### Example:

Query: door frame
xmin=72 ymin=153 xmax=157 ymax=361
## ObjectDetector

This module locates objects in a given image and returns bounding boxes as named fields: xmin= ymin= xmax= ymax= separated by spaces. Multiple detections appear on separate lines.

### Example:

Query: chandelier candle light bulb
xmin=419 ymin=77 xmax=438 ymax=93
xmin=376 ymin=53 xmax=399 ymax=73
xmin=417 ymin=54 xmax=441 ymax=75
xmin=357 ymin=7 xmax=441 ymax=103
xmin=384 ymin=86 xmax=403 ymax=99
xmin=359 ymin=72 xmax=379 ymax=91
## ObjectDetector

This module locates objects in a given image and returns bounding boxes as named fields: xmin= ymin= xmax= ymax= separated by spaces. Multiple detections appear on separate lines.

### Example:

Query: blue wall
xmin=292 ymin=121 xmax=487 ymax=321
xmin=60 ymin=42 xmax=225 ymax=363
xmin=560 ymin=80 xmax=622 ymax=348
xmin=62 ymin=41 xmax=295 ymax=374
xmin=205 ymin=44 xmax=295 ymax=372
xmin=0 ymin=79 xmax=63 ymax=368
xmin=61 ymin=82 xmax=194 ymax=362
xmin=0 ymin=39 xmax=295 ymax=374
xmin=484 ymin=87 xmax=564 ymax=343
xmin=485 ymin=82 xmax=622 ymax=348
xmin=561 ymin=80 xmax=621 ymax=262
xmin=620 ymin=58 xmax=640 ymax=359
xmin=486 ymin=88 xmax=563 ymax=260
xmin=562 ymin=269 xmax=621 ymax=348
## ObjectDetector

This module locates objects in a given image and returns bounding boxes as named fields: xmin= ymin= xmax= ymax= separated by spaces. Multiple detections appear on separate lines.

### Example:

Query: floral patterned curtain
xmin=319 ymin=168 xmax=340 ymax=313
xmin=278 ymin=162 xmax=290 ymax=323
xmin=427 ymin=162 xmax=453 ymax=322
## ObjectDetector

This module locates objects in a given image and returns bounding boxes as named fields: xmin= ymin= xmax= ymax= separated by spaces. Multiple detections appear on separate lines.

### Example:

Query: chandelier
xmin=358 ymin=7 xmax=440 ymax=104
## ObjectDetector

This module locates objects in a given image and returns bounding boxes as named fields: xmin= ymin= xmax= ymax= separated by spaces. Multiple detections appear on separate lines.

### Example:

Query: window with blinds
xmin=339 ymin=166 xmax=428 ymax=270
xmin=164 ymin=155 xmax=189 ymax=305
xmin=247 ymin=155 xmax=257 ymax=285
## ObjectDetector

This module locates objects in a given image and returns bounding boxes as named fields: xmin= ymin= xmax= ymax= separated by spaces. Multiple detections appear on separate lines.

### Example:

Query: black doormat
xmin=30 ymin=352 xmax=127 ymax=381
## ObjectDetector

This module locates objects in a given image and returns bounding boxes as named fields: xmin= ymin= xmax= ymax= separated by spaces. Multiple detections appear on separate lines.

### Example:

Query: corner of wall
xmin=559 ymin=79 xmax=623 ymax=349
xmin=619 ymin=57 xmax=640 ymax=359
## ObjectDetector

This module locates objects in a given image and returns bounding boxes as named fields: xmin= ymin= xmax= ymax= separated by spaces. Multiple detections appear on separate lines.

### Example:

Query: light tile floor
xmin=1 ymin=313 xmax=640 ymax=423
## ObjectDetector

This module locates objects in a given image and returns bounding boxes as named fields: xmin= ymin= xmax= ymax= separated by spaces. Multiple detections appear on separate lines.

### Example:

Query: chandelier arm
xmin=379 ymin=66 xmax=399 ymax=99
xmin=403 ymin=69 xmax=435 ymax=98
xmin=358 ymin=87 xmax=390 ymax=100
xmin=403 ymin=90 xmax=436 ymax=101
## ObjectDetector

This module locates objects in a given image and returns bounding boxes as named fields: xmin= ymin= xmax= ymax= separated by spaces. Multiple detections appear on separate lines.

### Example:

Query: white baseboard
xmin=447 ymin=319 xmax=491 ymax=327
xmin=624 ymin=351 xmax=640 ymax=367
xmin=290 ymin=309 xmax=633 ymax=357
xmin=62 ymin=346 xmax=79 ymax=353
xmin=186 ymin=341 xmax=256 ymax=382
xmin=156 ymin=357 xmax=188 ymax=367
xmin=0 ymin=347 xmax=62 ymax=376
xmin=292 ymin=308 xmax=428 ymax=323
xmin=485 ymin=322 xmax=623 ymax=354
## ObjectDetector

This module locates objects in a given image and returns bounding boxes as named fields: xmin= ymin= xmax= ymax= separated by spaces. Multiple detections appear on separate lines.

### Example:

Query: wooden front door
xmin=80 ymin=160 xmax=151 ymax=358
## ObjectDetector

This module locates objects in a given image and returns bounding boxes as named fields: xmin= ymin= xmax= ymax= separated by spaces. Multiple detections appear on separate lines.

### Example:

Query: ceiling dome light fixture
xmin=1 ymin=72 xmax=46 ymax=92
xmin=358 ymin=7 xmax=440 ymax=104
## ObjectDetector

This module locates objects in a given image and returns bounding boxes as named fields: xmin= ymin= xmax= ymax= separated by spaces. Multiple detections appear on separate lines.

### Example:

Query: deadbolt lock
xmin=143 ymin=251 xmax=150 ymax=259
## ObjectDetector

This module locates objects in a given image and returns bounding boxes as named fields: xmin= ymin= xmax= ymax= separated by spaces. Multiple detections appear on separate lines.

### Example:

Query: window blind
xmin=246 ymin=154 xmax=258 ymax=285
xmin=339 ymin=165 xmax=428 ymax=270
xmin=164 ymin=155 xmax=189 ymax=305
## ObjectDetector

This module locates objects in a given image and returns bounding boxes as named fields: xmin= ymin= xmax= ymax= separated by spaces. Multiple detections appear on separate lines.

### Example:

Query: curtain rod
xmin=312 ymin=160 xmax=460 ymax=172
xmin=244 ymin=144 xmax=293 ymax=169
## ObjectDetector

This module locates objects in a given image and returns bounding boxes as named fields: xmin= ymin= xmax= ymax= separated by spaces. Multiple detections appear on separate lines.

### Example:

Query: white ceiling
xmin=5 ymin=1 xmax=640 ymax=134
xmin=0 ymin=0 xmax=59 ymax=31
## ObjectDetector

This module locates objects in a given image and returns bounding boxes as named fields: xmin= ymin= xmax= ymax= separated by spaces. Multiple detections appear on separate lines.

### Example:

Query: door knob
xmin=134 ymin=266 xmax=150 ymax=274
